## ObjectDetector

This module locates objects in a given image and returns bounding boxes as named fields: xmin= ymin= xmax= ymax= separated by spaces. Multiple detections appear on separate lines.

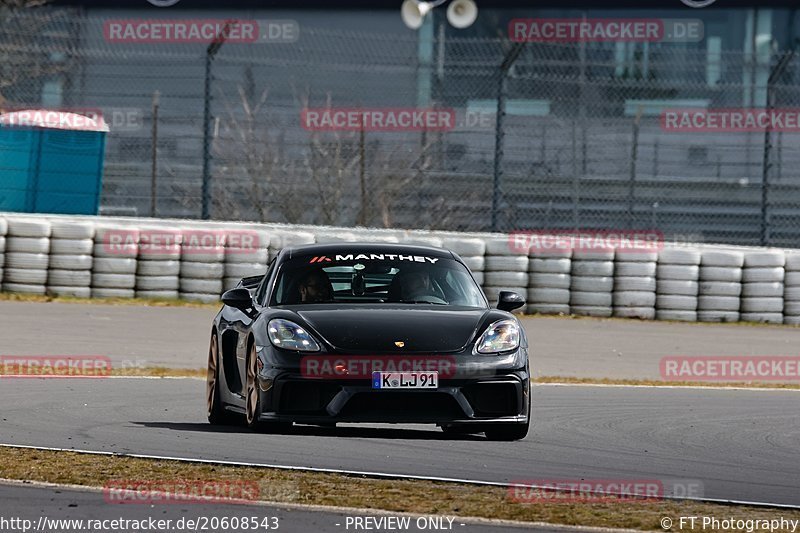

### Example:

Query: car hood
xmin=294 ymin=305 xmax=490 ymax=353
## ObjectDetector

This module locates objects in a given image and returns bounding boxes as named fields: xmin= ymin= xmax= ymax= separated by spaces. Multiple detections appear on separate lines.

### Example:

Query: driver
xmin=297 ymin=269 xmax=333 ymax=303
xmin=399 ymin=270 xmax=434 ymax=301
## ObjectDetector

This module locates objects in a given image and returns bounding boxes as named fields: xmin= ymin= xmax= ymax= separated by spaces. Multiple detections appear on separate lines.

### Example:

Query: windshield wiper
xmin=398 ymin=300 xmax=448 ymax=305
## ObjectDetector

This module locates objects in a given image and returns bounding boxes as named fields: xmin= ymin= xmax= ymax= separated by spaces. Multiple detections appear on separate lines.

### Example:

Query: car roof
xmin=284 ymin=242 xmax=455 ymax=260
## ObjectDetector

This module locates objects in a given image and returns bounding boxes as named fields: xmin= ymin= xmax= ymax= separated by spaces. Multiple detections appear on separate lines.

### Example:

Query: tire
xmin=614 ymin=277 xmax=656 ymax=292
xmin=485 ymin=256 xmax=528 ymax=272
xmin=226 ymin=248 xmax=269 ymax=264
xmin=697 ymin=296 xmax=740 ymax=311
xmin=657 ymin=264 xmax=699 ymax=281
xmin=570 ymin=291 xmax=613 ymax=307
xmin=614 ymin=262 xmax=656 ymax=277
xmin=181 ymin=261 xmax=224 ymax=279
xmin=92 ymin=273 xmax=136 ymax=289
xmin=570 ymin=305 xmax=613 ymax=317
xmin=461 ymin=256 xmax=485 ymax=272
xmin=697 ymin=310 xmax=739 ymax=323
xmin=701 ymin=251 xmax=744 ymax=268
xmin=51 ymin=221 xmax=95 ymax=240
xmin=528 ymin=273 xmax=570 ymax=289
xmin=526 ymin=288 xmax=570 ymax=305
xmin=93 ymin=257 xmax=137 ymax=274
xmin=49 ymin=254 xmax=93 ymax=271
xmin=613 ymin=307 xmax=656 ymax=320
xmin=785 ymin=302 xmax=800 ymax=315
xmin=616 ymin=251 xmax=658 ymax=262
xmin=4 ymin=268 xmax=47 ymax=285
xmin=402 ymin=236 xmax=443 ymax=248
xmin=93 ymin=242 xmax=137 ymax=259
xmin=741 ymin=267 xmax=784 ymax=283
xmin=181 ymin=247 xmax=226 ymax=263
xmin=785 ymin=287 xmax=800 ymax=301
xmin=527 ymin=303 xmax=569 ymax=315
xmin=6 ymin=237 xmax=50 ymax=254
xmin=245 ymin=343 xmax=290 ymax=432
xmin=571 ymin=260 xmax=614 ymax=277
xmin=656 ymin=295 xmax=698 ymax=311
xmin=0 ymin=217 xmax=6 ymax=236
xmin=4 ymin=252 xmax=49 ymax=270
xmin=224 ymin=277 xmax=244 ymax=290
xmin=658 ymin=248 xmax=701 ymax=265
xmin=571 ymin=276 xmax=613 ymax=292
xmin=136 ymin=290 xmax=180 ymax=300
xmin=530 ymin=258 xmax=571 ymax=274
xmin=785 ymin=272 xmax=800 ymax=286
xmin=136 ymin=276 xmax=179 ymax=291
xmin=137 ymin=260 xmax=180 ymax=276
xmin=484 ymin=238 xmax=520 ymax=256
xmin=657 ymin=280 xmax=698 ymax=296
xmin=442 ymin=238 xmax=485 ymax=256
xmin=180 ymin=292 xmax=222 ymax=304
xmin=740 ymin=312 xmax=784 ymax=324
xmin=485 ymin=271 xmax=528 ymax=287
xmin=699 ymin=282 xmax=742 ymax=297
xmin=700 ymin=267 xmax=742 ymax=283
xmin=743 ymin=251 xmax=785 ymax=268
xmin=742 ymin=282 xmax=784 ymax=298
xmin=271 ymin=231 xmax=315 ymax=248
xmin=315 ymin=232 xmax=357 ymax=244
xmin=2 ymin=282 xmax=46 ymax=295
xmin=740 ymin=297 xmax=783 ymax=313
xmin=656 ymin=310 xmax=697 ymax=322
xmin=6 ymin=219 xmax=51 ymax=238
xmin=784 ymin=316 xmax=800 ymax=326
xmin=785 ymin=254 xmax=800 ymax=272
xmin=572 ymin=250 xmax=615 ymax=261
xmin=138 ymin=230 xmax=183 ymax=260
xmin=180 ymin=278 xmax=223 ymax=294
xmin=46 ymin=286 xmax=91 ymax=298
xmin=50 ymin=238 xmax=94 ymax=255
xmin=472 ymin=272 xmax=484 ymax=286
xmin=208 ymin=332 xmax=237 ymax=425
xmin=0 ymin=236 xmax=4 ymax=253
xmin=613 ymin=291 xmax=656 ymax=308
xmin=92 ymin=288 xmax=135 ymax=299
xmin=48 ymin=270 xmax=91 ymax=287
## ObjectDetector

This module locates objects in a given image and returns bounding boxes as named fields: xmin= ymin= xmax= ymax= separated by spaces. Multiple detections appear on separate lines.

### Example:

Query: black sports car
xmin=206 ymin=243 xmax=531 ymax=441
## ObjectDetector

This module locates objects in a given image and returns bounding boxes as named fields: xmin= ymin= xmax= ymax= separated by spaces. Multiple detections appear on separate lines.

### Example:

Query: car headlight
xmin=475 ymin=319 xmax=520 ymax=354
xmin=267 ymin=319 xmax=321 ymax=352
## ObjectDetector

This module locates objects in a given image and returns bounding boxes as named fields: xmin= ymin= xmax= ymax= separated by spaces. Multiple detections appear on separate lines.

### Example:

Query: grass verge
xmin=0 ymin=447 xmax=797 ymax=531
xmin=0 ymin=292 xmax=219 ymax=309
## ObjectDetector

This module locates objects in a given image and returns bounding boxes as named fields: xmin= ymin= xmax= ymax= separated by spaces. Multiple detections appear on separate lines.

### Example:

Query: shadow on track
xmin=134 ymin=421 xmax=486 ymax=441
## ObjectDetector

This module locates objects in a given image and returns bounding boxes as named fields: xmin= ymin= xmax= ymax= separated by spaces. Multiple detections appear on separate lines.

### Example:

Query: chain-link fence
xmin=2 ymin=8 xmax=800 ymax=246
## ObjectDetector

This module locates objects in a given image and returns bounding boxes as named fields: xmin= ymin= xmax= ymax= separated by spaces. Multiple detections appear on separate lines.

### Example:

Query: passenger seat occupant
xmin=298 ymin=269 xmax=333 ymax=303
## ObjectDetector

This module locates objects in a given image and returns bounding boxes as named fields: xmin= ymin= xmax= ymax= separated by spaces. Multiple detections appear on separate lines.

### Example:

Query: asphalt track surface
xmin=0 ymin=483 xmax=548 ymax=533
xmin=1 ymin=379 xmax=799 ymax=507
xmin=3 ymin=301 xmax=800 ymax=379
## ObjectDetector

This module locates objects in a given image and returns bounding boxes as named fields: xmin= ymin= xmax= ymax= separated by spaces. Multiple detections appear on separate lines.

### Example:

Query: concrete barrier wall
xmin=0 ymin=212 xmax=797 ymax=326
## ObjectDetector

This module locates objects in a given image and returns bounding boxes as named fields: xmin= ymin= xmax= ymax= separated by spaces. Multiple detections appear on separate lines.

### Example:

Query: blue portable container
xmin=0 ymin=109 xmax=108 ymax=215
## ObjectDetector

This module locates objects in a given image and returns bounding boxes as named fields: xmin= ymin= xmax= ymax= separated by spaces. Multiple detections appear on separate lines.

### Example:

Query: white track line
xmin=1 ymin=443 xmax=798 ymax=511
xmin=534 ymin=383 xmax=800 ymax=392
xmin=0 ymin=478 xmax=634 ymax=533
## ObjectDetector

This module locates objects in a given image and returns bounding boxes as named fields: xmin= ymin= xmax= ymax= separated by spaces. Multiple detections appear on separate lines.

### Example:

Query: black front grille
xmin=278 ymin=381 xmax=340 ymax=414
xmin=462 ymin=382 xmax=520 ymax=417
xmin=339 ymin=391 xmax=464 ymax=419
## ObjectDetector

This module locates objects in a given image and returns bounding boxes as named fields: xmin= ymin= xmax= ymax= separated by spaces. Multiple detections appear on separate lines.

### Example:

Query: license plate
xmin=372 ymin=371 xmax=438 ymax=389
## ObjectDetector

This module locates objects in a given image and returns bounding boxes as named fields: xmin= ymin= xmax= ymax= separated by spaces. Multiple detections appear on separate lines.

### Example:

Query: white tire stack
xmin=697 ymin=250 xmax=744 ymax=323
xmin=3 ymin=218 xmax=51 ymax=295
xmin=315 ymin=232 xmax=357 ymax=244
xmin=570 ymin=249 xmax=615 ymax=317
xmin=269 ymin=231 xmax=315 ymax=261
xmin=784 ymin=253 xmax=800 ymax=326
xmin=527 ymin=248 xmax=571 ymax=315
xmin=178 ymin=228 xmax=227 ymax=303
xmin=0 ymin=217 xmax=6 ymax=286
xmin=443 ymin=238 xmax=486 ymax=286
xmin=47 ymin=221 xmax=95 ymax=298
xmin=613 ymin=251 xmax=658 ymax=320
xmin=739 ymin=251 xmax=785 ymax=324
xmin=655 ymin=248 xmax=701 ymax=322
xmin=482 ymin=237 xmax=528 ymax=309
xmin=134 ymin=227 xmax=182 ymax=300
xmin=93 ymin=225 xmax=138 ymax=298
xmin=224 ymin=231 xmax=270 ymax=290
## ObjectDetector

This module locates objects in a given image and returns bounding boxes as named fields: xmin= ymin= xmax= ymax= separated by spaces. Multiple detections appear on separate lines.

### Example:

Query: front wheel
xmin=207 ymin=332 xmax=236 ymax=425
xmin=245 ymin=344 xmax=291 ymax=433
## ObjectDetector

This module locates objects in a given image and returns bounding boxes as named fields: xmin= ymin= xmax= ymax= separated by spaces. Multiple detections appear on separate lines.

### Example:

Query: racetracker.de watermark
xmin=508 ymin=230 xmax=664 ymax=255
xmin=509 ymin=18 xmax=703 ymax=43
xmin=301 ymin=108 xmax=456 ymax=132
xmin=104 ymin=19 xmax=298 ymax=43
xmin=0 ymin=107 xmax=143 ymax=132
xmin=509 ymin=479 xmax=703 ymax=504
xmin=104 ymin=480 xmax=260 ymax=505
xmin=662 ymin=109 xmax=800 ymax=132
xmin=99 ymin=229 xmax=265 ymax=256
xmin=660 ymin=357 xmax=800 ymax=382
xmin=0 ymin=356 xmax=112 ymax=378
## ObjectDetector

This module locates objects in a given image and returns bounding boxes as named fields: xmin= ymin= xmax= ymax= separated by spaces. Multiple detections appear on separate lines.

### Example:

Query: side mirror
xmin=497 ymin=291 xmax=525 ymax=312
xmin=222 ymin=288 xmax=254 ymax=313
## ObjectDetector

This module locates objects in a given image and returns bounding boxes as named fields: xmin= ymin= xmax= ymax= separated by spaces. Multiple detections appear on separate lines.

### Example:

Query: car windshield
xmin=271 ymin=254 xmax=486 ymax=307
